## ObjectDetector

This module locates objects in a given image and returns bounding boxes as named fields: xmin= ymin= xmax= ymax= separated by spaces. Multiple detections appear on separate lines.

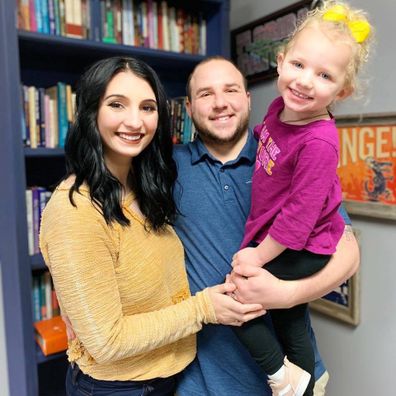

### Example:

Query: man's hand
xmin=62 ymin=315 xmax=76 ymax=340
xmin=230 ymin=264 xmax=295 ymax=309
xmin=207 ymin=283 xmax=266 ymax=326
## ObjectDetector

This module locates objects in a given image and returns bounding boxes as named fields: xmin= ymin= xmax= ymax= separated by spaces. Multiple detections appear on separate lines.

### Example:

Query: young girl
xmin=39 ymin=56 xmax=265 ymax=396
xmin=231 ymin=2 xmax=372 ymax=395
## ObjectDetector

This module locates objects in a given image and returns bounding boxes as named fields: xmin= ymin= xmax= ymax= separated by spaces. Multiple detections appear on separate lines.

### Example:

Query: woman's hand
xmin=207 ymin=282 xmax=266 ymax=326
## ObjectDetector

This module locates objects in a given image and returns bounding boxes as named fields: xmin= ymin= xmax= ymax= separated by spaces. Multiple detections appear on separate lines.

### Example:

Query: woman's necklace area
xmin=281 ymin=112 xmax=329 ymax=124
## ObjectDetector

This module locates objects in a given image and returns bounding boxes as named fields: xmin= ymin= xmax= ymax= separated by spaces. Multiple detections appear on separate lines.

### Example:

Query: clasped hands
xmin=227 ymin=247 xmax=291 ymax=310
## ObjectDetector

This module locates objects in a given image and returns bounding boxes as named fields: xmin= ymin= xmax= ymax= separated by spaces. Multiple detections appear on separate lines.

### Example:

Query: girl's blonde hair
xmin=283 ymin=1 xmax=373 ymax=94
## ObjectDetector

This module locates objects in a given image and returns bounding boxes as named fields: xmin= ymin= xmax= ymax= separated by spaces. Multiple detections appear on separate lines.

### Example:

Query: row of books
xmin=170 ymin=96 xmax=196 ymax=144
xmin=21 ymin=83 xmax=75 ymax=148
xmin=32 ymin=271 xmax=60 ymax=322
xmin=22 ymin=82 xmax=194 ymax=148
xmin=17 ymin=0 xmax=207 ymax=55
xmin=26 ymin=187 xmax=52 ymax=255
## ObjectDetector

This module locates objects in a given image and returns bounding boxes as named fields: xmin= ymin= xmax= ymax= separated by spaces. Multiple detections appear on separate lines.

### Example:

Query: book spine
xmin=161 ymin=1 xmax=169 ymax=51
xmin=40 ymin=0 xmax=50 ymax=34
xmin=39 ymin=272 xmax=47 ymax=320
xmin=152 ymin=1 xmax=157 ymax=49
xmin=34 ymin=0 xmax=43 ymax=32
xmin=89 ymin=0 xmax=101 ymax=41
xmin=57 ymin=82 xmax=68 ymax=148
xmin=19 ymin=0 xmax=31 ymax=30
xmin=47 ymin=0 xmax=56 ymax=34
xmin=25 ymin=189 xmax=34 ymax=255
xmin=44 ymin=272 xmax=53 ymax=319
xmin=29 ymin=0 xmax=37 ymax=32
xmin=21 ymin=85 xmax=29 ymax=146
xmin=28 ymin=86 xmax=37 ymax=149
xmin=32 ymin=275 xmax=41 ymax=321
xmin=38 ymin=87 xmax=46 ymax=147
xmin=199 ymin=13 xmax=206 ymax=55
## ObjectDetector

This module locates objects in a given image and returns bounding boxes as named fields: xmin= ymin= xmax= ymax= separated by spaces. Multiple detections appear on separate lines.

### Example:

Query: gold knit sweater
xmin=39 ymin=180 xmax=217 ymax=381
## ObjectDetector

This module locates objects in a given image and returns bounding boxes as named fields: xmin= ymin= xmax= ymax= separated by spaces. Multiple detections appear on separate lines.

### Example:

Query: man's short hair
xmin=185 ymin=56 xmax=248 ymax=100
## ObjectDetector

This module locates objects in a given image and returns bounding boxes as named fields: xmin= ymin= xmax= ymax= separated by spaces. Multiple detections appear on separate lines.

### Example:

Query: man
xmin=173 ymin=56 xmax=359 ymax=395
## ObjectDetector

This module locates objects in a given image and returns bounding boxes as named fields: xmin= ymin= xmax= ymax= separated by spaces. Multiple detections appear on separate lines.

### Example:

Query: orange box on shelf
xmin=34 ymin=315 xmax=68 ymax=356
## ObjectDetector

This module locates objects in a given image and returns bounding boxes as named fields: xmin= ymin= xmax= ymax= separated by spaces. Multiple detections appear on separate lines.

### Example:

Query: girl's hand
xmin=207 ymin=283 xmax=266 ymax=326
xmin=232 ymin=247 xmax=263 ymax=268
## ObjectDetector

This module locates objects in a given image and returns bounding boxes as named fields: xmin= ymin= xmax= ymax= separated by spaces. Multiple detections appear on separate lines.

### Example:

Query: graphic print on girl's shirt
xmin=254 ymin=122 xmax=280 ymax=176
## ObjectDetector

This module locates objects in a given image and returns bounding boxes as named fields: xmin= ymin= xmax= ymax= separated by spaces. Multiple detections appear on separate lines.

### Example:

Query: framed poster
xmin=230 ymin=0 xmax=315 ymax=85
xmin=310 ymin=271 xmax=360 ymax=326
xmin=336 ymin=113 xmax=396 ymax=220
xmin=310 ymin=229 xmax=361 ymax=326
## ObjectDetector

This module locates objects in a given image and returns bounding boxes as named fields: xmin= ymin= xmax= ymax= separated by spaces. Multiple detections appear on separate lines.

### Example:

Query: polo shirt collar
xmin=189 ymin=129 xmax=256 ymax=166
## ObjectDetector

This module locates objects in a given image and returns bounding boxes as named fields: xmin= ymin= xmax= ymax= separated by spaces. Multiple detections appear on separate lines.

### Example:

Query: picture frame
xmin=230 ymin=0 xmax=316 ymax=85
xmin=310 ymin=229 xmax=361 ymax=326
xmin=336 ymin=113 xmax=396 ymax=220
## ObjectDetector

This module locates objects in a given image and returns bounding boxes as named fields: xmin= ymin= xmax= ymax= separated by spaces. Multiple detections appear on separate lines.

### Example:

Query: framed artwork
xmin=336 ymin=113 xmax=396 ymax=220
xmin=230 ymin=0 xmax=316 ymax=85
xmin=310 ymin=230 xmax=361 ymax=326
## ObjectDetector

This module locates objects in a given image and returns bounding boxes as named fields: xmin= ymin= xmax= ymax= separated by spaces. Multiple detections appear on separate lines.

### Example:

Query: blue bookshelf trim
xmin=1 ymin=1 xmax=39 ymax=394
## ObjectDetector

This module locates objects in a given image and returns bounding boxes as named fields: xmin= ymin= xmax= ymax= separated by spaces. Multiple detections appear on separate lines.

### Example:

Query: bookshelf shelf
xmin=35 ymin=343 xmax=66 ymax=365
xmin=24 ymin=148 xmax=65 ymax=157
xmin=18 ymin=30 xmax=206 ymax=69
xmin=1 ymin=0 xmax=230 ymax=395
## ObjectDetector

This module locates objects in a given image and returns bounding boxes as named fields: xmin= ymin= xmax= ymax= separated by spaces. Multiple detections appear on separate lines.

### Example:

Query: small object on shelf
xmin=34 ymin=315 xmax=68 ymax=356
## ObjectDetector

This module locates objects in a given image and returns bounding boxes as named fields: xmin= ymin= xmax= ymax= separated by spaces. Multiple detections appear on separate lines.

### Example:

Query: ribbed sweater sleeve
xmin=39 ymin=186 xmax=217 ymax=365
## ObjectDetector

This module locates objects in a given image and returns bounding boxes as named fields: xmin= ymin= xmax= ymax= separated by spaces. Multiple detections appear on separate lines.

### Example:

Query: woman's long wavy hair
xmin=65 ymin=56 xmax=177 ymax=231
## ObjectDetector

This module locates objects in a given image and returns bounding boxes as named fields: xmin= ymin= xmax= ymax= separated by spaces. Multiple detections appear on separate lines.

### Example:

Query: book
xmin=45 ymin=85 xmax=59 ymax=147
xmin=25 ymin=189 xmax=34 ymax=255
xmin=31 ymin=275 xmax=41 ymax=322
xmin=43 ymin=271 xmax=53 ymax=320
xmin=34 ymin=315 xmax=68 ymax=356
xmin=65 ymin=0 xmax=84 ymax=38
xmin=160 ymin=1 xmax=169 ymax=51
xmin=18 ymin=0 xmax=31 ymax=30
xmin=57 ymin=82 xmax=68 ymax=148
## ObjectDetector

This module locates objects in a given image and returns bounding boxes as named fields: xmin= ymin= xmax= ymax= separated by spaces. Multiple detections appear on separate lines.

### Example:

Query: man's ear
xmin=185 ymin=98 xmax=192 ymax=118
xmin=247 ymin=91 xmax=251 ymax=111
xmin=276 ymin=53 xmax=284 ymax=75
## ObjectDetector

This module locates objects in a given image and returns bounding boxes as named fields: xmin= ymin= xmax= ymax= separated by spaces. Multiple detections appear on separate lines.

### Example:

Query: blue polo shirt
xmin=173 ymin=131 xmax=350 ymax=395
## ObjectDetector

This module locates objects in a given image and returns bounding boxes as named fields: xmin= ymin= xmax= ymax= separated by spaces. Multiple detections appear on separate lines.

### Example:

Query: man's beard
xmin=192 ymin=111 xmax=250 ymax=145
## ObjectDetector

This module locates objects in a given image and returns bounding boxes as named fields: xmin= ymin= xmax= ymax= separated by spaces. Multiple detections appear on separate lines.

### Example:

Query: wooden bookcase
xmin=0 ymin=0 xmax=229 ymax=395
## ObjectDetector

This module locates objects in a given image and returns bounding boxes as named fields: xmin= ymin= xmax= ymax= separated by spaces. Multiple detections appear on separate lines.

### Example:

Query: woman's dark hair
xmin=65 ymin=56 xmax=177 ymax=231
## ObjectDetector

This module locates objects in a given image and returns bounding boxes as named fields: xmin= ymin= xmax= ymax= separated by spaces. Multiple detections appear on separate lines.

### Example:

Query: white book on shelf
xmin=199 ymin=15 xmax=207 ymax=55
xmin=161 ymin=1 xmax=169 ymax=51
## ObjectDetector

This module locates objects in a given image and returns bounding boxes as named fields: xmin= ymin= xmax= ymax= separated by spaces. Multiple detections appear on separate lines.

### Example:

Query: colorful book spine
xmin=57 ymin=82 xmax=68 ymax=148
xmin=32 ymin=275 xmax=41 ymax=322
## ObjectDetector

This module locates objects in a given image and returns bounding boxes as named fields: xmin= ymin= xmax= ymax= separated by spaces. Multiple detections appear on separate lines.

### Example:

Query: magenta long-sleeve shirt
xmin=241 ymin=97 xmax=344 ymax=254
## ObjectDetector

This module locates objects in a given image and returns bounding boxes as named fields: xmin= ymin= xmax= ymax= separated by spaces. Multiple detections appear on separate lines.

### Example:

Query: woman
xmin=39 ymin=56 xmax=265 ymax=396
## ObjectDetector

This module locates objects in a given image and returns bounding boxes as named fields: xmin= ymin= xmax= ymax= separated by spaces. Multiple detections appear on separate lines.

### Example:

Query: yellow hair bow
xmin=323 ymin=5 xmax=371 ymax=43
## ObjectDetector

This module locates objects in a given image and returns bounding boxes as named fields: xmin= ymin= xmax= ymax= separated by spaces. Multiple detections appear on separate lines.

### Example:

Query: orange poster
xmin=336 ymin=115 xmax=396 ymax=219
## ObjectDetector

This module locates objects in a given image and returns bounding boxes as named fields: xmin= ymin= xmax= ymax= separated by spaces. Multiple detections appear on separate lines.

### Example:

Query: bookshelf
xmin=0 ymin=0 xmax=230 ymax=395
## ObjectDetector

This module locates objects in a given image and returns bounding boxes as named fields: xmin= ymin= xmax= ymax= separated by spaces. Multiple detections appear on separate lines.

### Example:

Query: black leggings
xmin=233 ymin=248 xmax=330 ymax=396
